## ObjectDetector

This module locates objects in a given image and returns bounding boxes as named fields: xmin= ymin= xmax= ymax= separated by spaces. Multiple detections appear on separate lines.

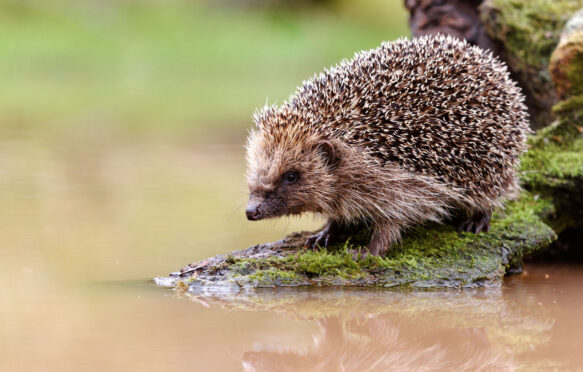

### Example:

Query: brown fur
xmin=245 ymin=35 xmax=529 ymax=255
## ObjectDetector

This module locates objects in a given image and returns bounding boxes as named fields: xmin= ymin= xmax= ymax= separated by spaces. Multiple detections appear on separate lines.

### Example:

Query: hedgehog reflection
xmin=242 ymin=316 xmax=514 ymax=372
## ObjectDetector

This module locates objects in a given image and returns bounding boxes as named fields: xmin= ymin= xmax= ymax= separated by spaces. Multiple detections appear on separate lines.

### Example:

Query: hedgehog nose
xmin=246 ymin=206 xmax=262 ymax=221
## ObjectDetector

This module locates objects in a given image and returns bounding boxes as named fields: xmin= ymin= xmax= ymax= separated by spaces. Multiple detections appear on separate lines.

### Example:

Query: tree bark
xmin=404 ymin=0 xmax=497 ymax=51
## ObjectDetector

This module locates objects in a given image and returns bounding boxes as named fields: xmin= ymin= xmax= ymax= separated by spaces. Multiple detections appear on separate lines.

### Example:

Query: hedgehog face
xmin=245 ymin=130 xmax=339 ymax=221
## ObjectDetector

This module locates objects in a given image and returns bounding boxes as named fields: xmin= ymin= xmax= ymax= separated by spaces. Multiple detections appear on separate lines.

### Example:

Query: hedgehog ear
xmin=316 ymin=140 xmax=338 ymax=167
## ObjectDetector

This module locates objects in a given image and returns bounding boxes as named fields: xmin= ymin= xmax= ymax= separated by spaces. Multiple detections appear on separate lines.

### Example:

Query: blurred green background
xmin=0 ymin=0 xmax=408 ymax=138
xmin=0 ymin=0 xmax=409 ymax=281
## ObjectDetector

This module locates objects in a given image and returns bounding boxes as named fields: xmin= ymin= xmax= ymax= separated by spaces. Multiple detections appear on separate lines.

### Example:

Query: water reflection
xmin=179 ymin=267 xmax=583 ymax=372
xmin=243 ymin=316 xmax=508 ymax=371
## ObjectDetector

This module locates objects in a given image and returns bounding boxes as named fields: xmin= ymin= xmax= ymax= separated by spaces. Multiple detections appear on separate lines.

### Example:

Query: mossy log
xmin=156 ymin=4 xmax=583 ymax=292
xmin=156 ymin=193 xmax=555 ymax=291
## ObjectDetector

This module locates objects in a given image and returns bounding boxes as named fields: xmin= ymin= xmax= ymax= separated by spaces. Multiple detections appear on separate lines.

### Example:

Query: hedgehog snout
xmin=246 ymin=204 xmax=263 ymax=221
xmin=246 ymin=195 xmax=266 ymax=221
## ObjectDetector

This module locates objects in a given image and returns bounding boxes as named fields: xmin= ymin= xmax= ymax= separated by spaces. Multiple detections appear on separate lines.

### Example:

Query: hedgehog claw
xmin=305 ymin=220 xmax=339 ymax=250
xmin=458 ymin=211 xmax=491 ymax=234
xmin=306 ymin=229 xmax=331 ymax=250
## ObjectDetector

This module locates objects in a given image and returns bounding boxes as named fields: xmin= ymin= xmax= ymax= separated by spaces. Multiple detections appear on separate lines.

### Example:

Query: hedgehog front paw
xmin=458 ymin=210 xmax=491 ymax=234
xmin=305 ymin=220 xmax=339 ymax=250
xmin=305 ymin=230 xmax=331 ymax=250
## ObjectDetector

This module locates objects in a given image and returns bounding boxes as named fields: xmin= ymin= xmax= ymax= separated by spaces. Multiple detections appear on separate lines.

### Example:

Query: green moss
xmin=521 ymin=116 xmax=583 ymax=186
xmin=233 ymin=247 xmax=368 ymax=283
xmin=496 ymin=192 xmax=554 ymax=227
xmin=482 ymin=0 xmax=581 ymax=73
xmin=247 ymin=268 xmax=303 ymax=287
xmin=554 ymin=94 xmax=583 ymax=114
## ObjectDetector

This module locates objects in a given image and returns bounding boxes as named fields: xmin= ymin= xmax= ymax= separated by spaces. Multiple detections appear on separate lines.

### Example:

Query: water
xmin=1 ymin=135 xmax=582 ymax=371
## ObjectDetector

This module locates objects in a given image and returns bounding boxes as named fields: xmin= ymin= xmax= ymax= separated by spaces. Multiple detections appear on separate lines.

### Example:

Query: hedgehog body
xmin=245 ymin=35 xmax=529 ymax=256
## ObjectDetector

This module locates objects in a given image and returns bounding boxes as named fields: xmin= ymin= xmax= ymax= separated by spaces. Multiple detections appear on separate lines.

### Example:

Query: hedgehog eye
xmin=282 ymin=171 xmax=299 ymax=185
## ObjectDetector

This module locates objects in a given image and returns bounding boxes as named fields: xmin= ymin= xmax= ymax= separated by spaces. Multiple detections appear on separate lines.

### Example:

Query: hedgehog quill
xmin=245 ymin=35 xmax=529 ymax=256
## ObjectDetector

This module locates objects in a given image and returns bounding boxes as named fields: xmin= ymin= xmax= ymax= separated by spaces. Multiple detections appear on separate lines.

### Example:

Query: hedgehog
xmin=245 ymin=34 xmax=529 ymax=256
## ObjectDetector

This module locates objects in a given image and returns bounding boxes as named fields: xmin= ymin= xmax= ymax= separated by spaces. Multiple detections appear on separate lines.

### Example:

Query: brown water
xmin=1 ymin=136 xmax=582 ymax=371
